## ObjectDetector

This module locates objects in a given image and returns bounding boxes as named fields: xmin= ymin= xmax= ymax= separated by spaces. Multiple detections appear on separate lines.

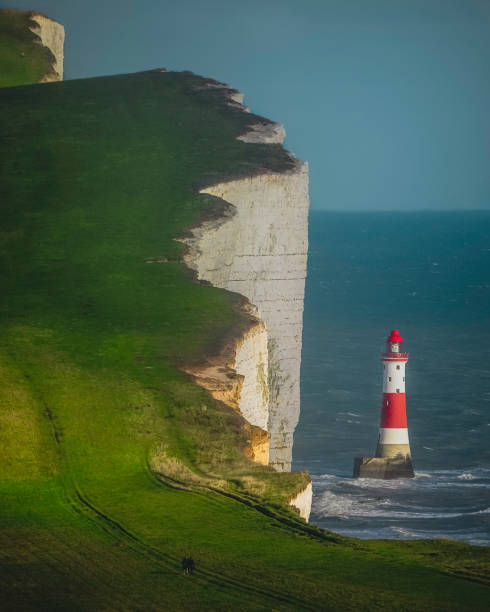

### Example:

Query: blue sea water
xmin=293 ymin=211 xmax=490 ymax=546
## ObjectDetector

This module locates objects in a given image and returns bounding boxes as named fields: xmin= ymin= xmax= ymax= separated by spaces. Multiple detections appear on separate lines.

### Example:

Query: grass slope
xmin=0 ymin=9 xmax=55 ymax=87
xmin=0 ymin=70 xmax=489 ymax=610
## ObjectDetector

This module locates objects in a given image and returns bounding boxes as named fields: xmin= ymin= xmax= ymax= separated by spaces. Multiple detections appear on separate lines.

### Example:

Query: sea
xmin=293 ymin=211 xmax=490 ymax=546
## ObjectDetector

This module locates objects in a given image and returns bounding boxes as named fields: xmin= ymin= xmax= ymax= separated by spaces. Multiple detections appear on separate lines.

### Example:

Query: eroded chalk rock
xmin=183 ymin=313 xmax=270 ymax=465
xmin=289 ymin=481 xmax=312 ymax=521
xmin=237 ymin=121 xmax=286 ymax=144
xmin=29 ymin=12 xmax=64 ymax=81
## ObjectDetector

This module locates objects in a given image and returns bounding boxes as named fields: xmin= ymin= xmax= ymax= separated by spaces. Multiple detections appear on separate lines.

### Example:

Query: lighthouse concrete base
xmin=353 ymin=456 xmax=415 ymax=479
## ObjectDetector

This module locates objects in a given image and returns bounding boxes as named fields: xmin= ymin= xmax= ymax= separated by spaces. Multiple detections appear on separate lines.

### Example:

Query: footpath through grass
xmin=0 ymin=70 xmax=489 ymax=610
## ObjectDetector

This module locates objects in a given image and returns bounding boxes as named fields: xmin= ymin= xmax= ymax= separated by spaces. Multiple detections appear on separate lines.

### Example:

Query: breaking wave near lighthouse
xmin=310 ymin=468 xmax=490 ymax=545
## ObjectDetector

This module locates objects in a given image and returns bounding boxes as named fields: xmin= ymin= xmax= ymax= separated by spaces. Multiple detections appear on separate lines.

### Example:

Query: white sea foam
xmin=458 ymin=473 xmax=475 ymax=480
xmin=391 ymin=526 xmax=421 ymax=538
xmin=314 ymin=490 xmax=479 ymax=520
xmin=309 ymin=467 xmax=490 ymax=545
xmin=314 ymin=473 xmax=337 ymax=481
xmin=349 ymin=477 xmax=411 ymax=490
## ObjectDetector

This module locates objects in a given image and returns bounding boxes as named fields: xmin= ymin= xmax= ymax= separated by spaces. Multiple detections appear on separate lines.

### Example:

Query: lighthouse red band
xmin=375 ymin=329 xmax=412 ymax=459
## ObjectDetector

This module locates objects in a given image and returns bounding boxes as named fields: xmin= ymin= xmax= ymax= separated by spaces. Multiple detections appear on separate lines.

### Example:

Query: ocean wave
xmin=312 ymin=485 xmax=490 ymax=521
xmin=313 ymin=473 xmax=338 ymax=481
xmin=391 ymin=526 xmax=421 ymax=538
xmin=312 ymin=469 xmax=490 ymax=487
xmin=310 ymin=469 xmax=490 ymax=526
xmin=315 ymin=490 xmax=452 ymax=520
xmin=428 ymin=468 xmax=490 ymax=475
xmin=337 ymin=477 xmax=413 ymax=490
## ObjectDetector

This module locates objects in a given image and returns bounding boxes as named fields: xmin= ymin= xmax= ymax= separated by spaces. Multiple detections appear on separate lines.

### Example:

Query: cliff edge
xmin=28 ymin=12 xmax=64 ymax=81
xmin=178 ymin=79 xmax=310 ymax=517
xmin=0 ymin=9 xmax=64 ymax=87
xmin=181 ymin=82 xmax=309 ymax=476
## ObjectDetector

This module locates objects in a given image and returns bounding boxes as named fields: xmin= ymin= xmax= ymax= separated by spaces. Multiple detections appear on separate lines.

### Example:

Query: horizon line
xmin=309 ymin=208 xmax=490 ymax=213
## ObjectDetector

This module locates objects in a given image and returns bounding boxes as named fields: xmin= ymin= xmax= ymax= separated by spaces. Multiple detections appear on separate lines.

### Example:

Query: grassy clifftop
xmin=0 ymin=9 xmax=58 ymax=87
xmin=1 ymin=69 xmax=489 ymax=609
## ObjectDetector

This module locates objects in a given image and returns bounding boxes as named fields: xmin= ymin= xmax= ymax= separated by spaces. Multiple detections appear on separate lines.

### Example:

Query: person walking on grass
xmin=182 ymin=556 xmax=195 ymax=575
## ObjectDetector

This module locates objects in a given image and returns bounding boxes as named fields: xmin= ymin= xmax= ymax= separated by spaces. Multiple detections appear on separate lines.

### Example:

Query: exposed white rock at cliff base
xmin=289 ymin=482 xmax=312 ymax=521
xmin=29 ymin=12 xmax=65 ymax=81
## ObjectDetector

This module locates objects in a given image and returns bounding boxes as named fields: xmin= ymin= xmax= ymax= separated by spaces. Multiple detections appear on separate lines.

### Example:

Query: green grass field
xmin=0 ymin=46 xmax=489 ymax=611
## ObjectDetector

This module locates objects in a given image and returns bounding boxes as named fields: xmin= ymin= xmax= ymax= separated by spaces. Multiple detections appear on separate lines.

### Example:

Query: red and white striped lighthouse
xmin=353 ymin=329 xmax=414 ymax=479
xmin=376 ymin=329 xmax=412 ymax=460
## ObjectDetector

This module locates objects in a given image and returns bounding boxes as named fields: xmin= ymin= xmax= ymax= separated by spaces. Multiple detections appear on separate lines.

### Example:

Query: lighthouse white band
xmin=383 ymin=360 xmax=406 ymax=393
xmin=378 ymin=428 xmax=410 ymax=445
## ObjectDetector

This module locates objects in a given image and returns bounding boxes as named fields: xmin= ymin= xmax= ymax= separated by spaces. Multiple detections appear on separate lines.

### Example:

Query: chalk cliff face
xmin=234 ymin=319 xmax=269 ymax=432
xmin=183 ymin=311 xmax=270 ymax=466
xmin=181 ymin=88 xmax=309 ymax=475
xmin=289 ymin=482 xmax=312 ymax=521
xmin=195 ymin=167 xmax=309 ymax=473
xmin=29 ymin=12 xmax=65 ymax=81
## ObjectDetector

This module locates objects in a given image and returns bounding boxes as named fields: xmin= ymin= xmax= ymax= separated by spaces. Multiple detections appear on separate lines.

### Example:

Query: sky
xmin=4 ymin=0 xmax=490 ymax=210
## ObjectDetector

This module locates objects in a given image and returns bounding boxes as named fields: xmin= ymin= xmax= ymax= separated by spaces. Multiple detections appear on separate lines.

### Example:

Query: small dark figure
xmin=182 ymin=556 xmax=195 ymax=575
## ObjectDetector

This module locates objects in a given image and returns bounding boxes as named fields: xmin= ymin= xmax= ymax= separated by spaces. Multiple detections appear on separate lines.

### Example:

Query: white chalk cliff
xmin=181 ymin=83 xmax=310 ymax=493
xmin=29 ymin=12 xmax=65 ymax=81
xmin=183 ymin=311 xmax=270 ymax=466
xmin=289 ymin=482 xmax=313 ymax=521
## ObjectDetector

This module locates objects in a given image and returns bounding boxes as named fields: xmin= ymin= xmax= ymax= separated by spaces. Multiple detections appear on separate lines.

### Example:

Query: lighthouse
xmin=353 ymin=330 xmax=415 ymax=479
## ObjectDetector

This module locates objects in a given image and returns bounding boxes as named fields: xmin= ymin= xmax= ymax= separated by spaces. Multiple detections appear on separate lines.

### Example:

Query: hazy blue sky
xmin=5 ymin=0 xmax=490 ymax=210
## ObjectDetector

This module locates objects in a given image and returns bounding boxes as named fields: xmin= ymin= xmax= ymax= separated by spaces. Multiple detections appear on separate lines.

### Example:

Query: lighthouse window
xmin=396 ymin=365 xmax=400 ymax=370
xmin=388 ymin=377 xmax=392 ymax=381
xmin=403 ymin=377 xmax=405 ymax=382
xmin=396 ymin=388 xmax=400 ymax=393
